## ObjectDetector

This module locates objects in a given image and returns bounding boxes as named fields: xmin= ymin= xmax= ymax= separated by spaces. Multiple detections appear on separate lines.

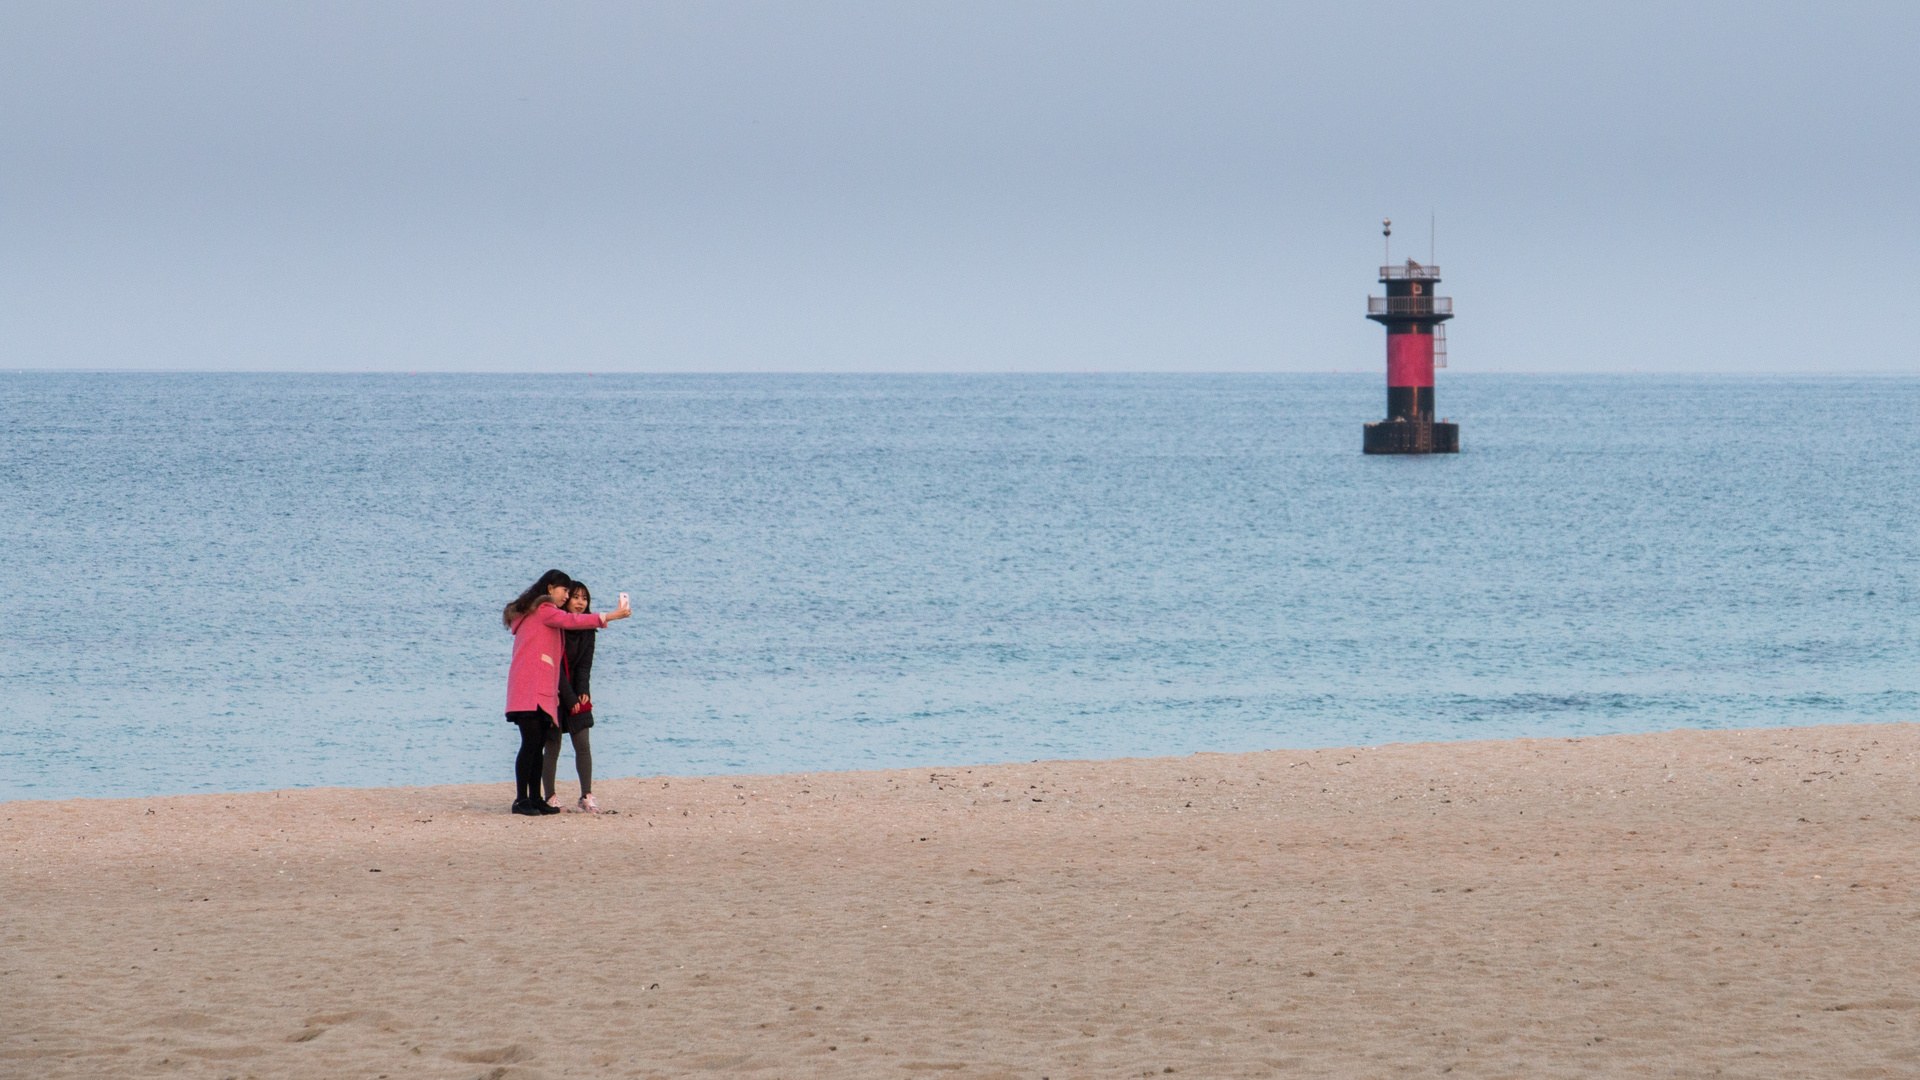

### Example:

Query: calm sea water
xmin=2 ymin=373 xmax=1914 ymax=801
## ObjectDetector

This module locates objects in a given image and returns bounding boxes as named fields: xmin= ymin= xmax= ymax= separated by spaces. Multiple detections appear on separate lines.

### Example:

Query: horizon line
xmin=6 ymin=368 xmax=1919 ymax=378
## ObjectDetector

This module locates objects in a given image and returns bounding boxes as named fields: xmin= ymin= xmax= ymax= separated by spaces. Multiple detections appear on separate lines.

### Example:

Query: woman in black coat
xmin=542 ymin=581 xmax=601 ymax=812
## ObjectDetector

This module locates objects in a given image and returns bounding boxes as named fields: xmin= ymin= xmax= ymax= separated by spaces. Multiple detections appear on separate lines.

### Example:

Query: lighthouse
xmin=1363 ymin=218 xmax=1458 ymax=454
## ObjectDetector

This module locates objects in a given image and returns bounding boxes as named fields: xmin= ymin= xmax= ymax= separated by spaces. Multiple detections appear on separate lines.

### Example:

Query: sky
xmin=3 ymin=1 xmax=1916 ymax=373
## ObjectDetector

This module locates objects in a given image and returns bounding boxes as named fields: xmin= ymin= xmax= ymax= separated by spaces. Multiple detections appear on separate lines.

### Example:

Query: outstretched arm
xmin=535 ymin=595 xmax=631 ymax=631
xmin=537 ymin=606 xmax=621 ymax=630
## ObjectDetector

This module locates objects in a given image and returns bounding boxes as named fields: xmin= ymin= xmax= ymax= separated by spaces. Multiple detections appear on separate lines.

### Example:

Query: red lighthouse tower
xmin=1363 ymin=218 xmax=1458 ymax=454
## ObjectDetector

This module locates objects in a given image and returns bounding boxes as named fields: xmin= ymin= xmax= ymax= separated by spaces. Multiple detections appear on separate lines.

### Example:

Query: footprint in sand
xmin=143 ymin=1011 xmax=229 ymax=1032
xmin=447 ymin=1043 xmax=534 ymax=1065
xmin=1824 ymin=998 xmax=1920 ymax=1012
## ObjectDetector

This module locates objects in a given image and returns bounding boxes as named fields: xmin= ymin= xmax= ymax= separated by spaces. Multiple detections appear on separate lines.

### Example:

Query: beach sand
xmin=5 ymin=723 xmax=1917 ymax=1079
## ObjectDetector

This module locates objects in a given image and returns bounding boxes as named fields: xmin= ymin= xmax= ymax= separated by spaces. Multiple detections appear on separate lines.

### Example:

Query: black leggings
xmin=507 ymin=710 xmax=555 ymax=803
xmin=542 ymin=727 xmax=592 ymax=799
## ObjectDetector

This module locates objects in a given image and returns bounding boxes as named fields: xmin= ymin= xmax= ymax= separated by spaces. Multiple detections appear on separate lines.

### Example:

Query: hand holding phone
xmin=618 ymin=592 xmax=630 ymax=610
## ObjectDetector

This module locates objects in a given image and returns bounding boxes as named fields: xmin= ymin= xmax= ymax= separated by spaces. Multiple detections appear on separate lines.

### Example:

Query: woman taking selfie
xmin=542 ymin=581 xmax=601 ymax=813
xmin=502 ymin=570 xmax=630 ymax=816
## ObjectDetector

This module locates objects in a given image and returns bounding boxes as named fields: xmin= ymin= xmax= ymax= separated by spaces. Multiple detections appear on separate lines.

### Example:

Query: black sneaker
xmin=511 ymin=799 xmax=542 ymax=816
xmin=537 ymin=799 xmax=564 ymax=815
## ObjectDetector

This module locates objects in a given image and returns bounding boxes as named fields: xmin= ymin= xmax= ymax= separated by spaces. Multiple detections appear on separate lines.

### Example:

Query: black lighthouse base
xmin=1363 ymin=420 xmax=1459 ymax=454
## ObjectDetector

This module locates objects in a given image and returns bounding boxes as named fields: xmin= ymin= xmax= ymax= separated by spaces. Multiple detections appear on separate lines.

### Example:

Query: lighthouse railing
xmin=1378 ymin=264 xmax=1442 ymax=280
xmin=1367 ymin=296 xmax=1452 ymax=316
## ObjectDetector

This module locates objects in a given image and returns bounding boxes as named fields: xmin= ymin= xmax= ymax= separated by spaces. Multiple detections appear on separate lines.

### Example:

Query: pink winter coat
xmin=506 ymin=600 xmax=608 ymax=720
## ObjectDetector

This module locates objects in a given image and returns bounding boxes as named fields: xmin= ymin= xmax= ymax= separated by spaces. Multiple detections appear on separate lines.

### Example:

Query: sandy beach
xmin=5 ymin=723 xmax=1917 ymax=1079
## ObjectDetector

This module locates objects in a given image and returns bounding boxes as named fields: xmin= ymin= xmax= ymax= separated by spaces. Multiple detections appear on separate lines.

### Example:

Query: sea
xmin=2 ymin=372 xmax=1914 ymax=801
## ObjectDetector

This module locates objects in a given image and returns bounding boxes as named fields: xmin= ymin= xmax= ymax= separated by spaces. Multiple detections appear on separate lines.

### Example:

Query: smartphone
xmin=619 ymin=592 xmax=630 ymax=608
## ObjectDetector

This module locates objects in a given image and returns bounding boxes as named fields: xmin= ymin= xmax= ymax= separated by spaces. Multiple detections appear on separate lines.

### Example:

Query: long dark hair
xmin=504 ymin=569 xmax=573 ymax=628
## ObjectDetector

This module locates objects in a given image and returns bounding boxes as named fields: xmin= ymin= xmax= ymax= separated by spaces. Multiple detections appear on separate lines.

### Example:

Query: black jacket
xmin=556 ymin=626 xmax=597 ymax=732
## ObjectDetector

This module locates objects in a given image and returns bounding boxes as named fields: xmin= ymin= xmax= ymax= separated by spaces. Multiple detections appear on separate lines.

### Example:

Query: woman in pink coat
xmin=503 ymin=569 xmax=631 ymax=815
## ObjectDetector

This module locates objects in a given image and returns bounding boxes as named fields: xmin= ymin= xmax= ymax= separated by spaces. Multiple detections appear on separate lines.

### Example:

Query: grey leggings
xmin=541 ymin=727 xmax=592 ymax=799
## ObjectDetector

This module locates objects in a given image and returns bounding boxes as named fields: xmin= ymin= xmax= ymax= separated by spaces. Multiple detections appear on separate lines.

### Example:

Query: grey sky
xmin=4 ymin=2 xmax=1915 ymax=372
